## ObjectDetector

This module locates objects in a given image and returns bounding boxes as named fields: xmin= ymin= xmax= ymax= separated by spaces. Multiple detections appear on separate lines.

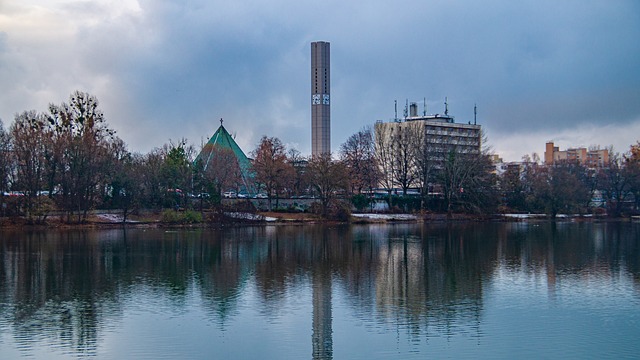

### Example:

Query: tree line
xmin=370 ymin=120 xmax=640 ymax=217
xmin=0 ymin=91 xmax=638 ymax=223
xmin=0 ymin=91 xmax=352 ymax=222
xmin=501 ymin=150 xmax=640 ymax=218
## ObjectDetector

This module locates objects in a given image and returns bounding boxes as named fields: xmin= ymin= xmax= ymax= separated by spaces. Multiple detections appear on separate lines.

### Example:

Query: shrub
xmin=161 ymin=209 xmax=202 ymax=224
xmin=351 ymin=194 xmax=370 ymax=211
xmin=161 ymin=209 xmax=181 ymax=223
xmin=309 ymin=202 xmax=323 ymax=215
xmin=32 ymin=196 xmax=56 ymax=223
xmin=330 ymin=201 xmax=352 ymax=222
xmin=182 ymin=210 xmax=202 ymax=223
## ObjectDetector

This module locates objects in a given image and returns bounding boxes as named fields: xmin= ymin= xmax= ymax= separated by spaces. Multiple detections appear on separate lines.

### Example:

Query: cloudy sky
xmin=1 ymin=0 xmax=639 ymax=161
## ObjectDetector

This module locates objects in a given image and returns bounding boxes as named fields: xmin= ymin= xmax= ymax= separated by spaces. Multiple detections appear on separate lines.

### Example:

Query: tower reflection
xmin=312 ymin=267 xmax=332 ymax=360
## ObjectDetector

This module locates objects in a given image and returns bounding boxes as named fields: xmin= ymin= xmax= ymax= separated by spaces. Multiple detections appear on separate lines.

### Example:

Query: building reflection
xmin=0 ymin=222 xmax=638 ymax=357
xmin=312 ymin=265 xmax=332 ymax=359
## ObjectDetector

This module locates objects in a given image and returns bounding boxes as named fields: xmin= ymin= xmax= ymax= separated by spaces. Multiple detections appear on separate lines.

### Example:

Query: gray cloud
xmin=1 ymin=0 xmax=638 ymax=160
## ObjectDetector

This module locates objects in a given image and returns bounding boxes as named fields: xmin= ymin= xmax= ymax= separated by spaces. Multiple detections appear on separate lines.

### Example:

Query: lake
xmin=0 ymin=222 xmax=639 ymax=359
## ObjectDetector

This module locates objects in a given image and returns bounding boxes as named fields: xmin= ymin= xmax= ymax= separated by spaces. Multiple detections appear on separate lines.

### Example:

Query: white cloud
xmin=490 ymin=118 xmax=640 ymax=162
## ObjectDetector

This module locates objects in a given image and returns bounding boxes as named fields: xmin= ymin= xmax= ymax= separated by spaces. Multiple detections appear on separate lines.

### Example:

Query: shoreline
xmin=0 ymin=211 xmax=634 ymax=230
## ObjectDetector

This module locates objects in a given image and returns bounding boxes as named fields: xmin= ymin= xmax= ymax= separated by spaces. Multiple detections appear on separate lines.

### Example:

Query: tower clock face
xmin=312 ymin=94 xmax=320 ymax=105
xmin=322 ymin=94 xmax=330 ymax=105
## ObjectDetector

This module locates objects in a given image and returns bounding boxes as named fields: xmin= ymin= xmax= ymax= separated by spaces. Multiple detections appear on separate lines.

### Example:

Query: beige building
xmin=375 ymin=105 xmax=482 ymax=163
xmin=544 ymin=142 xmax=609 ymax=167
xmin=374 ymin=102 xmax=482 ymax=192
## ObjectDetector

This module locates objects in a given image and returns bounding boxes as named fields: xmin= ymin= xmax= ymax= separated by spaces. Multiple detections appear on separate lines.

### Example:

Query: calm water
xmin=0 ymin=222 xmax=639 ymax=359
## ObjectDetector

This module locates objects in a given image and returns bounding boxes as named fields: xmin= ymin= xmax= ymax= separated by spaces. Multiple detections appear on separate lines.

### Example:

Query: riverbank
xmin=1 ymin=210 xmax=632 ymax=230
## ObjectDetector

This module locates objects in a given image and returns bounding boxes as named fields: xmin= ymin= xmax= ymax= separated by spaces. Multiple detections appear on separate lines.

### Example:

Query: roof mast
xmin=474 ymin=104 xmax=477 ymax=125
xmin=394 ymin=100 xmax=398 ymax=122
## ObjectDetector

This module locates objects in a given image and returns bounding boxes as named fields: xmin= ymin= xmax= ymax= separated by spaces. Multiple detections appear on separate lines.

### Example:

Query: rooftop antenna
xmin=474 ymin=104 xmax=477 ymax=125
xmin=423 ymin=97 xmax=427 ymax=116
xmin=444 ymin=97 xmax=449 ymax=116
xmin=394 ymin=100 xmax=398 ymax=121
xmin=404 ymin=99 xmax=408 ymax=120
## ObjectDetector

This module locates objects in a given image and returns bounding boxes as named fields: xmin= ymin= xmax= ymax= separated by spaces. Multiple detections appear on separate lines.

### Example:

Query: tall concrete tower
xmin=311 ymin=41 xmax=330 ymax=157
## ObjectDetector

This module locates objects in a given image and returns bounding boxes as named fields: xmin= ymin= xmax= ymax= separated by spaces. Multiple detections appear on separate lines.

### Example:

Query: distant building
xmin=489 ymin=154 xmax=503 ymax=174
xmin=375 ymin=102 xmax=482 ymax=166
xmin=494 ymin=159 xmax=527 ymax=178
xmin=195 ymin=119 xmax=255 ymax=194
xmin=544 ymin=142 xmax=609 ymax=168
xmin=373 ymin=101 xmax=482 ymax=192
xmin=311 ymin=41 xmax=330 ymax=157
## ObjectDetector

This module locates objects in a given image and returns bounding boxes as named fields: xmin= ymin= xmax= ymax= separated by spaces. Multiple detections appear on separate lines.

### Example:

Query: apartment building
xmin=544 ymin=142 xmax=609 ymax=168
xmin=375 ymin=102 xmax=482 ymax=163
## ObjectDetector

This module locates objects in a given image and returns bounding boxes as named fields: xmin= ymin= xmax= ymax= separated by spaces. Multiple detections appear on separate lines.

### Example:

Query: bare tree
xmin=523 ymin=160 xmax=590 ymax=218
xmin=625 ymin=142 xmax=640 ymax=211
xmin=286 ymin=147 xmax=308 ymax=197
xmin=374 ymin=124 xmax=395 ymax=204
xmin=499 ymin=163 xmax=526 ymax=211
xmin=411 ymin=122 xmax=436 ymax=209
xmin=200 ymin=146 xmax=242 ymax=201
xmin=0 ymin=120 xmax=11 ymax=215
xmin=439 ymin=147 xmax=498 ymax=217
xmin=439 ymin=150 xmax=473 ymax=217
xmin=597 ymin=151 xmax=629 ymax=217
xmin=105 ymin=139 xmax=145 ymax=222
xmin=140 ymin=149 xmax=165 ymax=209
xmin=251 ymin=136 xmax=294 ymax=210
xmin=339 ymin=127 xmax=379 ymax=195
xmin=390 ymin=122 xmax=419 ymax=195
xmin=458 ymin=153 xmax=499 ymax=214
xmin=305 ymin=153 xmax=348 ymax=216
xmin=47 ymin=91 xmax=118 ymax=222
xmin=10 ymin=111 xmax=49 ymax=221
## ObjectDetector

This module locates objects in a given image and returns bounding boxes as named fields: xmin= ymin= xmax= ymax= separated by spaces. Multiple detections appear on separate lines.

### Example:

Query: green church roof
xmin=195 ymin=120 xmax=254 ymax=193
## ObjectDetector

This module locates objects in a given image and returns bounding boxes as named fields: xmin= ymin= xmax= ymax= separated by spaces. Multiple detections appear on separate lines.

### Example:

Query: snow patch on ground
xmin=501 ymin=214 xmax=547 ymax=219
xmin=96 ymin=213 xmax=139 ymax=223
xmin=226 ymin=212 xmax=277 ymax=222
xmin=352 ymin=213 xmax=417 ymax=221
xmin=501 ymin=213 xmax=585 ymax=219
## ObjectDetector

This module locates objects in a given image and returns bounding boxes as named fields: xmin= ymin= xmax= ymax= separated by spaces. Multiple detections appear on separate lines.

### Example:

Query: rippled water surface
xmin=0 ymin=222 xmax=639 ymax=359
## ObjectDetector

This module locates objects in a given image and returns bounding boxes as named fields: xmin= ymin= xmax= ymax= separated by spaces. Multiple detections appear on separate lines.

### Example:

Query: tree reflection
xmin=0 ymin=222 xmax=638 ymax=357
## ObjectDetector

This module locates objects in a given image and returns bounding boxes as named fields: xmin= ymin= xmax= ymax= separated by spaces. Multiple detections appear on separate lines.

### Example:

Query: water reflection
xmin=312 ymin=259 xmax=332 ymax=359
xmin=0 ymin=222 xmax=638 ymax=359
